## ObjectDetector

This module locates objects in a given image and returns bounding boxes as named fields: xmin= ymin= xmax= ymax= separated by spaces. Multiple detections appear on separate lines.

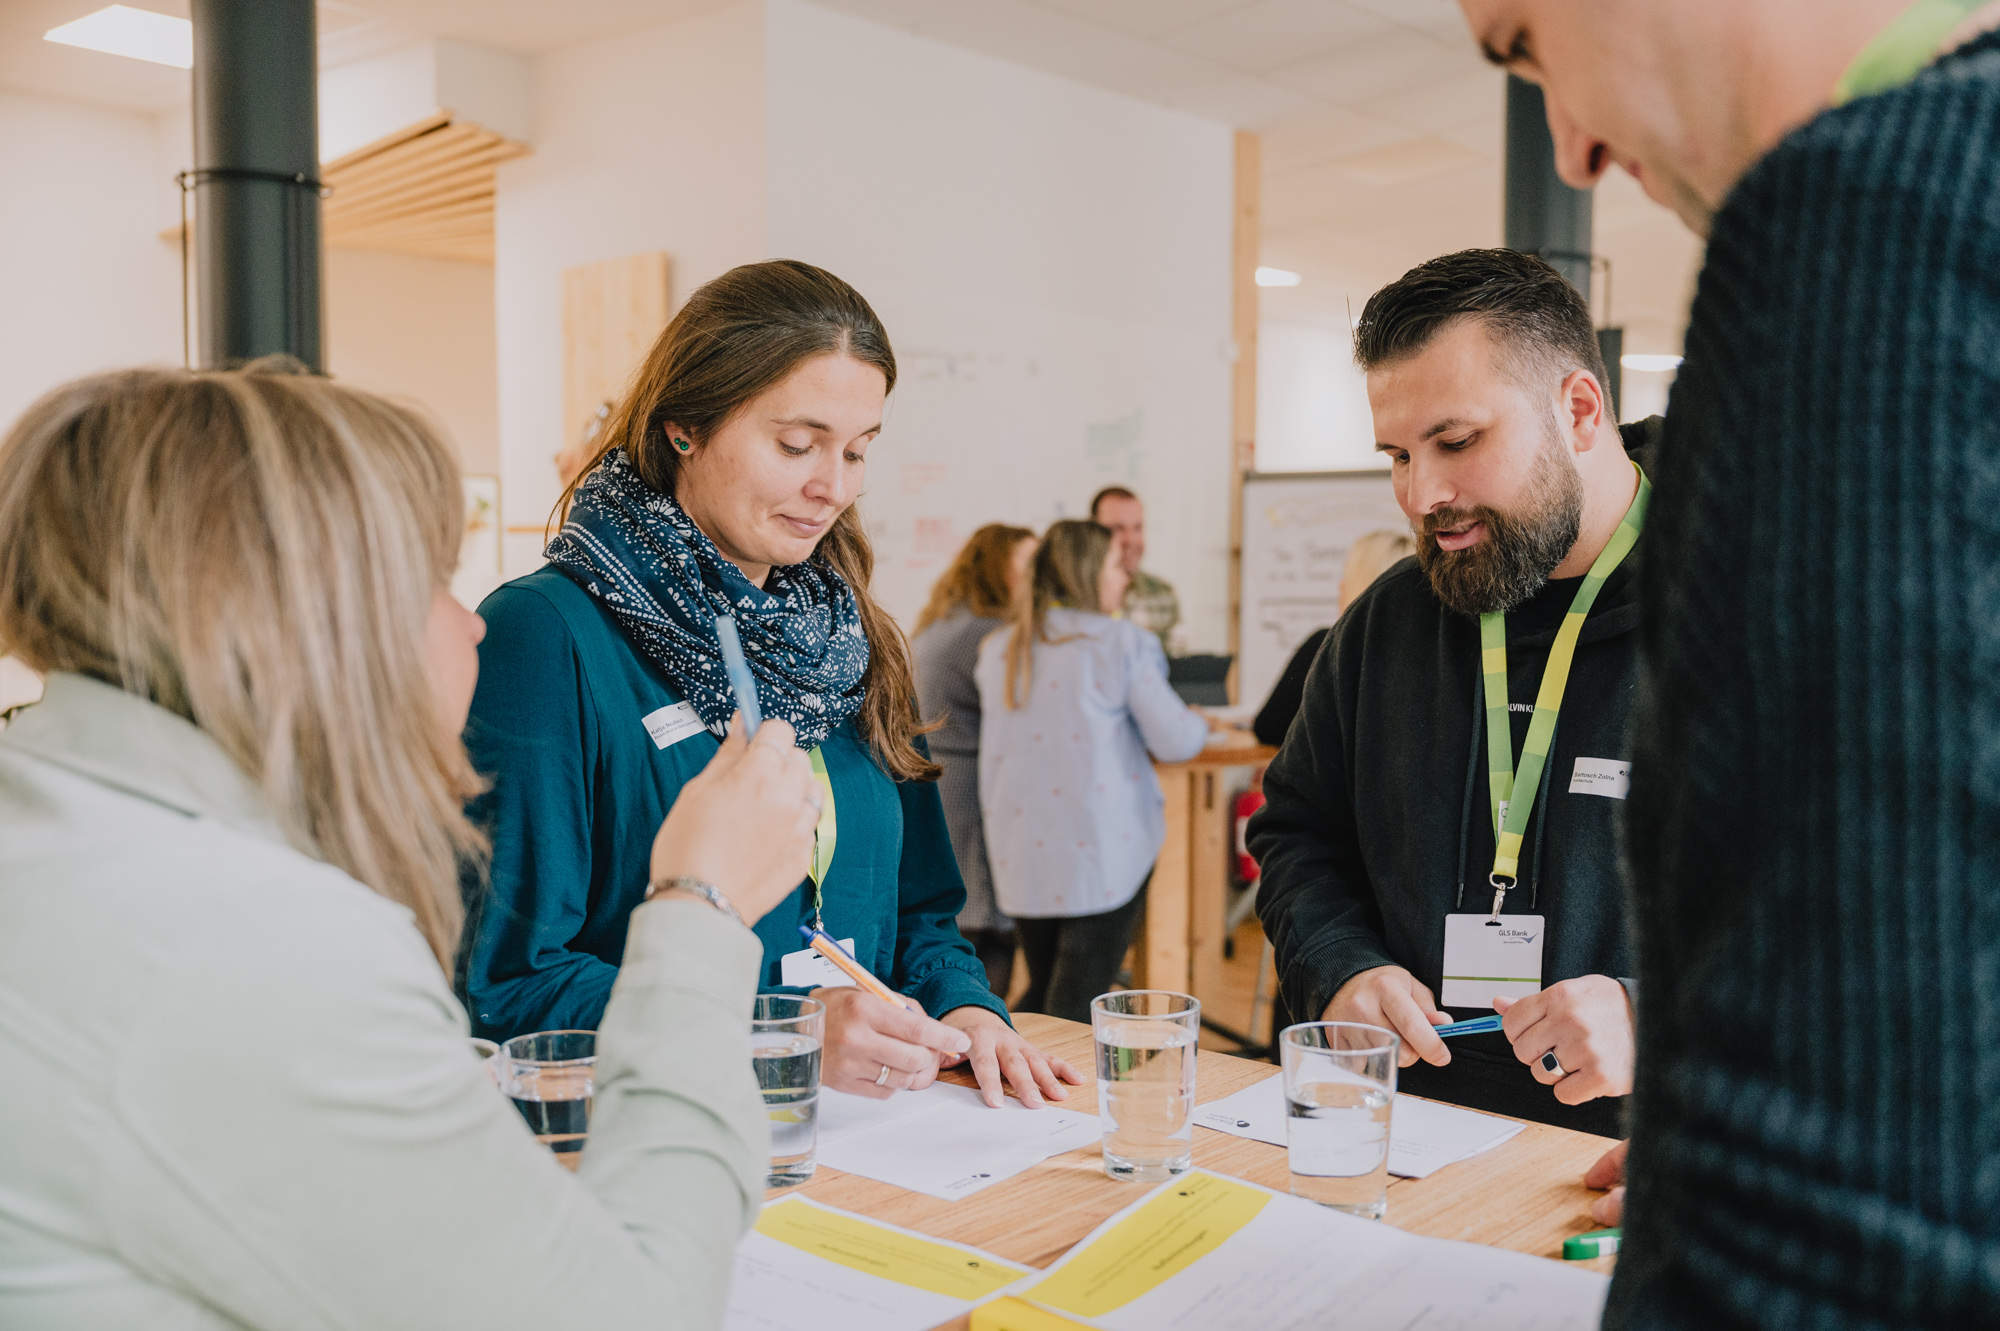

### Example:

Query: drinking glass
xmin=1090 ymin=990 xmax=1200 ymax=1182
xmin=500 ymin=1030 xmax=595 ymax=1170
xmin=1281 ymin=1021 xmax=1398 ymax=1218
xmin=754 ymin=995 xmax=825 ymax=1188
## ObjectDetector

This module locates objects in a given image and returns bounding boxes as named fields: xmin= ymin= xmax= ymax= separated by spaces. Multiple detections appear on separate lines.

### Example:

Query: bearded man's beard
xmin=1414 ymin=428 xmax=1584 ymax=617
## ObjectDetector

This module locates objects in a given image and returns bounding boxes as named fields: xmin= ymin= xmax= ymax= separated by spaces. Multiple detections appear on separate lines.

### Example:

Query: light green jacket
xmin=0 ymin=673 xmax=768 ymax=1329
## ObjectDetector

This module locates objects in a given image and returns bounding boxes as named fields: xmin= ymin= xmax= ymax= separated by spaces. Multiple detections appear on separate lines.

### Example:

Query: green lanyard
xmin=1479 ymin=465 xmax=1651 ymax=917
xmin=1834 ymin=0 xmax=1983 ymax=103
xmin=806 ymin=746 xmax=837 ymax=928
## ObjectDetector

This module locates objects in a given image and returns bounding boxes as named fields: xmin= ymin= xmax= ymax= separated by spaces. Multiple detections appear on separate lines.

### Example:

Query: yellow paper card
xmin=754 ymin=1198 xmax=1025 ymax=1300
xmin=971 ymin=1295 xmax=1098 ymax=1331
xmin=1024 ymin=1173 xmax=1270 ymax=1318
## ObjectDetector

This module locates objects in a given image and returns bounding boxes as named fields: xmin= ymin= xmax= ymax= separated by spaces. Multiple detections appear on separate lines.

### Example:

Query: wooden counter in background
xmin=1136 ymin=738 xmax=1277 ymax=1017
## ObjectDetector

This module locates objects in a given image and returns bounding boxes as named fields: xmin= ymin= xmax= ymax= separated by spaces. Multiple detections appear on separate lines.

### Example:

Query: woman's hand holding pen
xmin=648 ymin=714 xmax=819 ymax=926
xmin=813 ymin=986 xmax=971 ymax=1098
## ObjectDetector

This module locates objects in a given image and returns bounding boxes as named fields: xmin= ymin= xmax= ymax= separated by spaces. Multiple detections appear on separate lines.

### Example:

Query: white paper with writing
xmin=1192 ymin=1075 xmax=1526 ymax=1178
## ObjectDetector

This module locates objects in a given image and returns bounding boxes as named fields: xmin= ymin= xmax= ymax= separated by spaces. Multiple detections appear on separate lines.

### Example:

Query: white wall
xmin=1255 ymin=319 xmax=1381 ymax=474
xmin=493 ymin=2 xmax=768 ymax=572
xmin=325 ymin=248 xmax=499 ymax=475
xmin=0 ymin=92 xmax=182 ymax=433
xmin=320 ymin=39 xmax=532 ymax=162
xmin=766 ymin=0 xmax=1235 ymax=648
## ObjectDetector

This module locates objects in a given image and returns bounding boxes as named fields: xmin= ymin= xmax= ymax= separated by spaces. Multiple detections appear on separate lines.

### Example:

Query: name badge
xmin=779 ymin=938 xmax=858 ymax=989
xmin=1568 ymin=757 xmax=1630 ymax=799
xmin=641 ymin=700 xmax=707 ymax=750
xmin=1441 ymin=914 xmax=1545 ymax=1009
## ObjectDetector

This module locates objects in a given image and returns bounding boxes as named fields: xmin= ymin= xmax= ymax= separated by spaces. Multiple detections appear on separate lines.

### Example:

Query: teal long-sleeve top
xmin=457 ymin=568 xmax=1009 ymax=1042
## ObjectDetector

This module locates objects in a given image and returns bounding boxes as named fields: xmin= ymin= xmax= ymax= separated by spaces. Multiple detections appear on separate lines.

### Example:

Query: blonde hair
xmin=1003 ymin=519 xmax=1112 ymax=710
xmin=0 ymin=362 xmax=485 ymax=967
xmin=913 ymin=523 xmax=1035 ymax=634
xmin=1339 ymin=528 xmax=1416 ymax=613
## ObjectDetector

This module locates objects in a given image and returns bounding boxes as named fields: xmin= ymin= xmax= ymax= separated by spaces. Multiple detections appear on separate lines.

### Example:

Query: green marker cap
xmin=1562 ymin=1227 xmax=1622 ymax=1260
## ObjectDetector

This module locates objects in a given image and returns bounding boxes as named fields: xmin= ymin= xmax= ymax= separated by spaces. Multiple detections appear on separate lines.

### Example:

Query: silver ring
xmin=1540 ymin=1051 xmax=1565 ymax=1078
xmin=875 ymin=1063 xmax=892 ymax=1087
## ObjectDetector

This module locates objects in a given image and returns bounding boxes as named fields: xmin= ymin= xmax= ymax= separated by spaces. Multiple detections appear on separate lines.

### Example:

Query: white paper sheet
xmin=1007 ymin=1169 xmax=1607 ymax=1331
xmin=814 ymin=1082 xmax=1102 ymax=1201
xmin=725 ymin=1195 xmax=1027 ymax=1331
xmin=1193 ymin=1073 xmax=1526 ymax=1178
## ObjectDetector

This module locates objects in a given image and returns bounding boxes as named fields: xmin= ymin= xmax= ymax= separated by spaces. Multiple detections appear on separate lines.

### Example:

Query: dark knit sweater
xmin=1607 ymin=33 xmax=2000 ymax=1330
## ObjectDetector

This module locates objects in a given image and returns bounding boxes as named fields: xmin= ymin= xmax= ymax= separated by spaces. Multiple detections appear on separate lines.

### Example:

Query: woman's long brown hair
xmin=913 ymin=523 xmax=1035 ymax=635
xmin=557 ymin=259 xmax=938 ymax=781
xmin=1003 ymin=519 xmax=1113 ymax=710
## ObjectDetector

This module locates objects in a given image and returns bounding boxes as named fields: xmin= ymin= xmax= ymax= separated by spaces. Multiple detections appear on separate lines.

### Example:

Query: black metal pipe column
xmin=190 ymin=0 xmax=322 ymax=371
xmin=1503 ymin=75 xmax=1591 ymax=298
xmin=1505 ymin=74 xmax=1621 ymax=416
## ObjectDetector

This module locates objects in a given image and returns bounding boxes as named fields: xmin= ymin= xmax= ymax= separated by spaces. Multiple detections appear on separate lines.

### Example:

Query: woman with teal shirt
xmin=460 ymin=260 xmax=1082 ymax=1108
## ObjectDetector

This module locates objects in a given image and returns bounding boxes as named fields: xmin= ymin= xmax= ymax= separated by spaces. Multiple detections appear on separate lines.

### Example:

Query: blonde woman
xmin=974 ymin=519 xmax=1208 ymax=1020
xmin=912 ymin=523 xmax=1037 ymax=995
xmin=0 ymin=364 xmax=822 ymax=1329
xmin=1252 ymin=528 xmax=1415 ymax=747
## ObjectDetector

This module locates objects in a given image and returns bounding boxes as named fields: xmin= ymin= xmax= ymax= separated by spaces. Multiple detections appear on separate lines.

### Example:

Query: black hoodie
xmin=1248 ymin=520 xmax=1643 ymax=1138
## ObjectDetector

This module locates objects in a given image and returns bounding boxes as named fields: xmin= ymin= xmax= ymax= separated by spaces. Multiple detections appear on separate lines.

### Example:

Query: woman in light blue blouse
xmin=974 ymin=520 xmax=1208 ymax=1020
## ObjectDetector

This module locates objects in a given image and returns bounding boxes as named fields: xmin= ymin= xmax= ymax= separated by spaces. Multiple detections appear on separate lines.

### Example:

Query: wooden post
xmin=1228 ymin=131 xmax=1260 ymax=697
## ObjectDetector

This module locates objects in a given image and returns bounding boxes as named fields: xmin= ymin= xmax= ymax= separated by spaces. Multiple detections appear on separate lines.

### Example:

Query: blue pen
xmin=713 ymin=615 xmax=762 ymax=735
xmin=1434 ymin=1014 xmax=1505 ymax=1037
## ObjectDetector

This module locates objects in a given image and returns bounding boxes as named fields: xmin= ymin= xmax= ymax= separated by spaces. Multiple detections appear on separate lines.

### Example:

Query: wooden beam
xmin=1227 ymin=130 xmax=1261 ymax=692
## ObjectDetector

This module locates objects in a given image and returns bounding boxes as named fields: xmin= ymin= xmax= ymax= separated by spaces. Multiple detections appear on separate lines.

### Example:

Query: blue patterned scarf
xmin=545 ymin=449 xmax=869 ymax=747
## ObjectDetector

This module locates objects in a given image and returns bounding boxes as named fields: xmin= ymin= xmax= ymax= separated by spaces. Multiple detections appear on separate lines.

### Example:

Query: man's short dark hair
xmin=1089 ymin=485 xmax=1138 ymax=519
xmin=1353 ymin=249 xmax=1607 ymax=397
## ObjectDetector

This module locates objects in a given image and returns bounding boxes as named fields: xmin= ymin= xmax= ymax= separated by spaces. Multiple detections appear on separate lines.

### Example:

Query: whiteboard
xmin=1237 ymin=471 xmax=1408 ymax=711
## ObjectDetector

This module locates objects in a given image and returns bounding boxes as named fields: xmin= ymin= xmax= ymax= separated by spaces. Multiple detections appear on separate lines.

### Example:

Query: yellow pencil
xmin=798 ymin=926 xmax=922 ymax=1013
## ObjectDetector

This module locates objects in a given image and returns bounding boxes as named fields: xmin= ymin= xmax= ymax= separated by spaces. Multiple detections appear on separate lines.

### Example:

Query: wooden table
xmin=1135 ymin=740 xmax=1278 ymax=1010
xmin=780 ymin=1013 xmax=1619 ymax=1328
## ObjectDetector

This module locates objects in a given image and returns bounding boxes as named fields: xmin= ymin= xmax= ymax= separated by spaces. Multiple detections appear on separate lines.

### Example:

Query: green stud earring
xmin=673 ymin=437 xmax=692 ymax=453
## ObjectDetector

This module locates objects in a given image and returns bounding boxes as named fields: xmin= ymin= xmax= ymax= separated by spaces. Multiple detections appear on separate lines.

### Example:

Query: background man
xmin=1456 ymin=0 xmax=2000 ymax=1324
xmin=1251 ymin=249 xmax=1642 ymax=1137
xmin=1089 ymin=486 xmax=1178 ymax=651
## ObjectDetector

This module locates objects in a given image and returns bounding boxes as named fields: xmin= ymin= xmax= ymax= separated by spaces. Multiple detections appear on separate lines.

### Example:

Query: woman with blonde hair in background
xmin=974 ymin=519 xmax=1208 ymax=1021
xmin=1251 ymin=527 xmax=1415 ymax=747
xmin=0 ymin=362 xmax=823 ymax=1329
xmin=912 ymin=522 xmax=1038 ymax=996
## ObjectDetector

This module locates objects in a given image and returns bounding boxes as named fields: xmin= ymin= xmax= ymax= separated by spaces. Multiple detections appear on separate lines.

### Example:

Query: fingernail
xmin=1052 ymin=1086 xmax=1069 ymax=1099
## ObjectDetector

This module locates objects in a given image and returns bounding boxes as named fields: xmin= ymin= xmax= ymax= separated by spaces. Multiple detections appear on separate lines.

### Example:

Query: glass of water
xmin=499 ymin=1030 xmax=595 ymax=1170
xmin=1091 ymin=990 xmax=1200 ymax=1182
xmin=754 ymin=994 xmax=824 ymax=1188
xmin=1281 ymin=1021 xmax=1398 ymax=1218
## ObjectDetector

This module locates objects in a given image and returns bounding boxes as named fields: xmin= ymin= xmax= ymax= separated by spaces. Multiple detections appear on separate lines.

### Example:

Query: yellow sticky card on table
xmin=755 ymin=1197 xmax=1024 ymax=1301
xmin=1023 ymin=1172 xmax=1269 ymax=1318
xmin=971 ymin=1296 xmax=1098 ymax=1331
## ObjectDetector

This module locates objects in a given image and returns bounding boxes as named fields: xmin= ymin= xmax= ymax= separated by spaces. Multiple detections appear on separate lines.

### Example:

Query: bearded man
xmin=1250 ymin=248 xmax=1643 ymax=1136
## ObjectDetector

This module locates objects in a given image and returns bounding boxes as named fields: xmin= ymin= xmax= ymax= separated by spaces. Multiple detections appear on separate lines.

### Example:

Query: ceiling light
xmin=45 ymin=5 xmax=192 ymax=69
xmin=1621 ymin=354 xmax=1684 ymax=373
xmin=1256 ymin=267 xmax=1301 ymax=288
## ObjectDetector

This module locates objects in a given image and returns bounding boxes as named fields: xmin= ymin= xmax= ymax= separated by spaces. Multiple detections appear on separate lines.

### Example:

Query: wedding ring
xmin=875 ymin=1063 xmax=892 ymax=1087
xmin=1540 ymin=1051 xmax=1566 ymax=1078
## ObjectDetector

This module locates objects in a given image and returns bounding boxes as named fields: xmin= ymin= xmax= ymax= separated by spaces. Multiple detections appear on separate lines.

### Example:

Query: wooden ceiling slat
xmin=313 ymin=112 xmax=526 ymax=266
xmin=321 ymin=109 xmax=455 ymax=175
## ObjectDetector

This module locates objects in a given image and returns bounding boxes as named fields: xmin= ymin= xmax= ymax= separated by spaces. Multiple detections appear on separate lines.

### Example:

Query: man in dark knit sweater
xmin=1250 ymin=249 xmax=1645 ymax=1139
xmin=1459 ymin=0 xmax=2000 ymax=1325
